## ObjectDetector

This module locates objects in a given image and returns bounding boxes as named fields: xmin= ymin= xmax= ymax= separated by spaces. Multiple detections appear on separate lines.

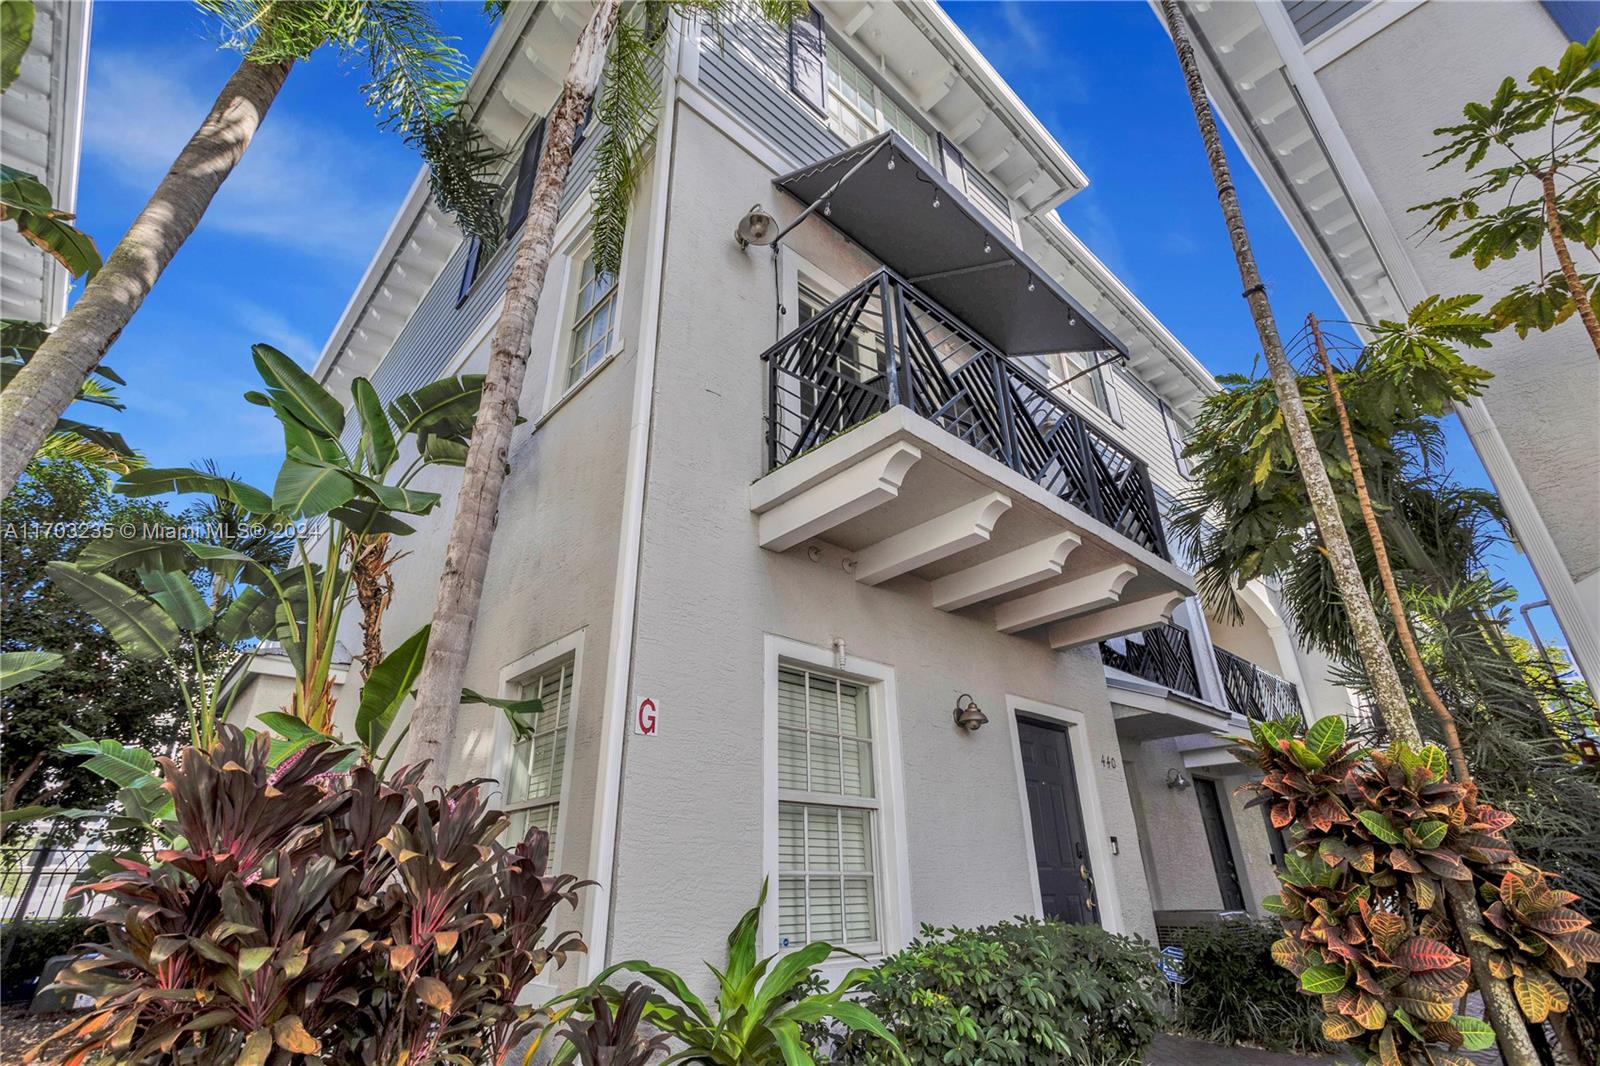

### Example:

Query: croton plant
xmin=1234 ymin=716 xmax=1600 ymax=1065
xmin=32 ymin=728 xmax=590 ymax=1065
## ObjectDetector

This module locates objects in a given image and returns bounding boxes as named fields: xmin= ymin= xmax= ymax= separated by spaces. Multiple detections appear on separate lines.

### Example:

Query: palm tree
xmin=406 ymin=0 xmax=808 ymax=778
xmin=1156 ymin=4 xmax=1538 ymax=1061
xmin=0 ymin=0 xmax=503 ymax=498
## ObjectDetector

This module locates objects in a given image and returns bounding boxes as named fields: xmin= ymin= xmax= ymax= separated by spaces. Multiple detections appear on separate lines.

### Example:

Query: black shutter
xmin=1101 ymin=364 xmax=1125 ymax=427
xmin=937 ymin=132 xmax=969 ymax=197
xmin=788 ymin=5 xmax=826 ymax=115
xmin=506 ymin=117 xmax=547 ymax=239
xmin=1162 ymin=401 xmax=1192 ymax=478
xmin=571 ymin=98 xmax=594 ymax=151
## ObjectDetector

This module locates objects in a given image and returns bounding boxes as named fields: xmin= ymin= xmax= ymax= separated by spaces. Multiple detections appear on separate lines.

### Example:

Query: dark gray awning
xmin=774 ymin=132 xmax=1124 ymax=358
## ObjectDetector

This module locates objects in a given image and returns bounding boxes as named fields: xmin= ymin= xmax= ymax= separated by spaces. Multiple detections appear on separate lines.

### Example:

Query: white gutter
xmin=582 ymin=26 xmax=683 ymax=983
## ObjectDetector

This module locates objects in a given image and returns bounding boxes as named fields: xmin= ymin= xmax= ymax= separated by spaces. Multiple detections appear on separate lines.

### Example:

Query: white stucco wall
xmin=602 ymin=103 xmax=1160 ymax=987
xmin=1315 ymin=2 xmax=1599 ymax=600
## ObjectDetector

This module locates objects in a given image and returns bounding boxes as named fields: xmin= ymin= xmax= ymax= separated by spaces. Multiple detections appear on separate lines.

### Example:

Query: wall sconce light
xmin=952 ymin=694 xmax=988 ymax=733
xmin=1166 ymin=768 xmax=1191 ymax=791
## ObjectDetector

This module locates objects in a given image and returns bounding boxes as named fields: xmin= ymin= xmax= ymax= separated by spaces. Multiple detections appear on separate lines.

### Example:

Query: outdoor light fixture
xmin=1166 ymin=768 xmax=1191 ymax=791
xmin=952 ymin=694 xmax=989 ymax=732
xmin=1027 ymin=277 xmax=1036 ymax=292
xmin=932 ymin=192 xmax=941 ymax=208
xmin=984 ymin=239 xmax=992 ymax=254
xmin=886 ymin=153 xmax=896 ymax=170
xmin=823 ymin=199 xmax=832 ymax=217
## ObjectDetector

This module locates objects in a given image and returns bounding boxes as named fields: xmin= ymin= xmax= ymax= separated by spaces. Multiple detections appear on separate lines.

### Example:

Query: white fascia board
xmin=1028 ymin=212 xmax=1219 ymax=410
xmin=309 ymin=0 xmax=546 ymax=386
xmin=901 ymin=1 xmax=1089 ymax=202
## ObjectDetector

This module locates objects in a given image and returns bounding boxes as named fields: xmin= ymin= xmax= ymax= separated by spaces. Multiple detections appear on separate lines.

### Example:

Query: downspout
xmin=582 ymin=27 xmax=683 ymax=984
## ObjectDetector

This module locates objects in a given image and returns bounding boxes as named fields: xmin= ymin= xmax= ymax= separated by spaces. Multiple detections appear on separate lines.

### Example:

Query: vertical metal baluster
xmin=1139 ymin=457 xmax=1169 ymax=560
xmin=879 ymin=274 xmax=900 ymax=410
xmin=991 ymin=354 xmax=1017 ymax=466
xmin=1074 ymin=415 xmax=1103 ymax=522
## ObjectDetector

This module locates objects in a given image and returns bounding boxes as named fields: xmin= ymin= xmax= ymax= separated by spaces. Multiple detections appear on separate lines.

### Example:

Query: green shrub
xmin=0 ymin=916 xmax=107 ymax=1003
xmin=829 ymin=918 xmax=1164 ymax=1066
xmin=1172 ymin=917 xmax=1329 ymax=1053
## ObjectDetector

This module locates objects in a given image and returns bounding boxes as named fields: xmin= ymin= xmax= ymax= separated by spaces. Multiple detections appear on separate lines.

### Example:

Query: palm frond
xmin=590 ymin=13 xmax=663 ymax=277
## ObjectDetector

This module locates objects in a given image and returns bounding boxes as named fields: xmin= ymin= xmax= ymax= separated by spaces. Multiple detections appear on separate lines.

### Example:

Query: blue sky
xmin=67 ymin=1 xmax=1550 ymax=645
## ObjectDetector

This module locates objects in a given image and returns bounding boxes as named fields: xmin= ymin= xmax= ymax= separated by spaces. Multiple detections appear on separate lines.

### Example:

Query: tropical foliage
xmin=543 ymin=883 xmax=904 ymax=1066
xmin=34 ymin=728 xmax=588 ymax=1066
xmin=1237 ymin=716 xmax=1600 ymax=1064
xmin=1411 ymin=31 xmax=1600 ymax=351
xmin=0 ymin=460 xmax=239 ymax=833
xmin=3 ymin=320 xmax=138 ymax=476
xmin=0 ymin=165 xmax=102 ymax=281
xmin=1171 ymin=916 xmax=1330 ymax=1053
xmin=824 ymin=919 xmax=1163 ymax=1066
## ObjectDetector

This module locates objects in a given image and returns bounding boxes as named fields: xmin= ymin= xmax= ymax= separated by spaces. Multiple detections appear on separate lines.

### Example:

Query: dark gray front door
xmin=1017 ymin=719 xmax=1097 ymax=926
xmin=1195 ymin=777 xmax=1247 ymax=911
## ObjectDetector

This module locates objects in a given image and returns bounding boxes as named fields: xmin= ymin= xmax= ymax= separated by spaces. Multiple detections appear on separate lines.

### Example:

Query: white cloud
xmin=83 ymin=49 xmax=408 ymax=262
xmin=232 ymin=301 xmax=319 ymax=364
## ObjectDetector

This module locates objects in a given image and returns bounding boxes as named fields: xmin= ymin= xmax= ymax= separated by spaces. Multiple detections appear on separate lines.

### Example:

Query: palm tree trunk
xmin=407 ymin=0 xmax=623 ymax=783
xmin=1157 ymin=6 xmax=1538 ymax=1062
xmin=1541 ymin=169 xmax=1600 ymax=359
xmin=0 ymin=53 xmax=293 ymax=498
xmin=1308 ymin=313 xmax=1472 ymax=782
xmin=1158 ymin=1 xmax=1415 ymax=745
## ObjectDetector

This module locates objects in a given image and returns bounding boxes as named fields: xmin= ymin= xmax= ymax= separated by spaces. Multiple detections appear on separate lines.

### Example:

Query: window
xmin=504 ymin=658 xmax=574 ymax=846
xmin=1057 ymin=352 xmax=1112 ymax=416
xmin=565 ymin=247 xmax=618 ymax=389
xmin=776 ymin=666 xmax=880 ymax=951
xmin=823 ymin=42 xmax=934 ymax=161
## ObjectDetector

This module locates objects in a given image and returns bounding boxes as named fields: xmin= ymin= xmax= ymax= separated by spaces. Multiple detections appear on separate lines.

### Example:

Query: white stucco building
xmin=245 ymin=0 xmax=1363 ymax=994
xmin=1175 ymin=0 xmax=1600 ymax=690
xmin=0 ymin=0 xmax=92 ymax=326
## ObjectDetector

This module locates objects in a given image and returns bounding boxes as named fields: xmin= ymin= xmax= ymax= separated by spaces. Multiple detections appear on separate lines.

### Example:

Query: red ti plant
xmin=33 ymin=727 xmax=589 ymax=1065
xmin=1235 ymin=716 xmax=1600 ymax=1065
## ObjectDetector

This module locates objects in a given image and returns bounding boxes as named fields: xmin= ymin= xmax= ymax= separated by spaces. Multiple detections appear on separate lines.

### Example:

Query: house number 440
xmin=1100 ymin=755 xmax=1119 ymax=770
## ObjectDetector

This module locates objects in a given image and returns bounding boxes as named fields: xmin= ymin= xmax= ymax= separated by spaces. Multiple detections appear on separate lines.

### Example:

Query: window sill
xmin=534 ymin=346 xmax=624 ymax=431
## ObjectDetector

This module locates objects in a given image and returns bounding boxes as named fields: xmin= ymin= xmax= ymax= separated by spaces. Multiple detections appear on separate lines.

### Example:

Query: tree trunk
xmin=1158 ymin=1 xmax=1415 ymax=746
xmin=407 ymin=0 xmax=623 ymax=783
xmin=1541 ymin=169 xmax=1600 ymax=360
xmin=348 ymin=531 xmax=398 ymax=681
xmin=0 ymin=53 xmax=293 ymax=498
xmin=1157 ymin=6 xmax=1538 ymax=1062
xmin=1 ymin=748 xmax=46 ymax=813
xmin=1307 ymin=313 xmax=1472 ymax=782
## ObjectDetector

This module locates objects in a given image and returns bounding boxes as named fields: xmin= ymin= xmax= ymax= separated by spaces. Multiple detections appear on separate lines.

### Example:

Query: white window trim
xmin=489 ymin=628 xmax=586 ymax=881
xmin=540 ymin=218 xmax=628 ymax=419
xmin=1004 ymin=694 xmax=1125 ymax=935
xmin=762 ymin=634 xmax=912 ymax=978
xmin=821 ymin=38 xmax=934 ymax=162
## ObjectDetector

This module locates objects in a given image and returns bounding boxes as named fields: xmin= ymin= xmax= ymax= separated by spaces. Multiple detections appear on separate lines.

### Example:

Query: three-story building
xmin=242 ymin=0 xmax=1356 ymax=993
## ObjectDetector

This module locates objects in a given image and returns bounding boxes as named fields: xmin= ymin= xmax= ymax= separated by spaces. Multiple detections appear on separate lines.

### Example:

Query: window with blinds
xmin=776 ymin=666 xmax=881 ymax=952
xmin=505 ymin=659 xmax=574 ymax=848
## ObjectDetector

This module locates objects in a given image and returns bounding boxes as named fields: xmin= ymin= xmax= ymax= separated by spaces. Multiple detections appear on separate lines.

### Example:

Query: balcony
xmin=1214 ymin=647 xmax=1304 ymax=726
xmin=749 ymin=268 xmax=1194 ymax=651
xmin=1100 ymin=623 xmax=1202 ymax=699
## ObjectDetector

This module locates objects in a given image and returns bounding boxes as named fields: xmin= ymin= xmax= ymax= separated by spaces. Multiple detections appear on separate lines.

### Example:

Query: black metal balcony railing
xmin=1100 ymin=623 xmax=1202 ymax=698
xmin=1215 ymin=647 xmax=1304 ymax=725
xmin=760 ymin=268 xmax=1170 ymax=560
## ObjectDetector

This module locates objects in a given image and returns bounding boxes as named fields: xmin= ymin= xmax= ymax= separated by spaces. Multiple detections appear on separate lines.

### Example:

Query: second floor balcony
xmin=746 ymin=131 xmax=1193 ymax=651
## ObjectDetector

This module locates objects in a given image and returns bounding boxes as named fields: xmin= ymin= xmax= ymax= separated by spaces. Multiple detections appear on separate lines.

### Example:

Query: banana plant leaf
xmin=0 ymin=649 xmax=61 ymax=691
xmin=46 ymin=561 xmax=180 ymax=661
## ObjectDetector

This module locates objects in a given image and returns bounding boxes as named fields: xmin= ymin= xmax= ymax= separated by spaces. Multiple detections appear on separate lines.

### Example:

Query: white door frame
xmin=1006 ymin=695 xmax=1125 ymax=934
